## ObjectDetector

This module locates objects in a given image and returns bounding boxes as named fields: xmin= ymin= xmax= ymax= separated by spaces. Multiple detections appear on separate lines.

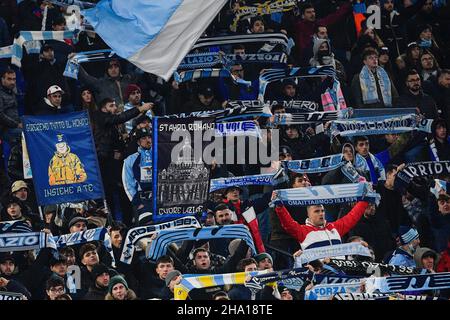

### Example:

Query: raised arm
xmin=333 ymin=201 xmax=368 ymax=236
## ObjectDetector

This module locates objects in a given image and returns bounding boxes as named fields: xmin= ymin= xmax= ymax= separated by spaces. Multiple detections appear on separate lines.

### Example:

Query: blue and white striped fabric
xmin=295 ymin=242 xmax=372 ymax=266
xmin=214 ymin=121 xmax=262 ymax=139
xmin=274 ymin=182 xmax=381 ymax=206
xmin=210 ymin=173 xmax=275 ymax=192
xmin=258 ymin=66 xmax=336 ymax=101
xmin=0 ymin=220 xmax=33 ymax=234
xmin=0 ymin=45 xmax=12 ymax=59
xmin=147 ymin=225 xmax=256 ymax=261
xmin=0 ymin=232 xmax=57 ymax=252
xmin=63 ymin=49 xmax=115 ymax=79
xmin=174 ymin=68 xmax=253 ymax=87
xmin=83 ymin=0 xmax=228 ymax=80
xmin=331 ymin=114 xmax=433 ymax=137
xmin=284 ymin=154 xmax=345 ymax=174
xmin=12 ymin=30 xmax=77 ymax=67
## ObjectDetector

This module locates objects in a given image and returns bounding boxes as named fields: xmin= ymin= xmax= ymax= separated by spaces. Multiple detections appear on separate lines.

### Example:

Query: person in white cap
xmin=35 ymin=85 xmax=65 ymax=115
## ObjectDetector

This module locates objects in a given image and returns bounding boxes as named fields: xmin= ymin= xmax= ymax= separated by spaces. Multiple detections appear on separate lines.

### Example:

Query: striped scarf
xmin=147 ymin=225 xmax=257 ymax=261
xmin=267 ymin=109 xmax=350 ymax=126
xmin=0 ymin=45 xmax=12 ymax=59
xmin=273 ymin=182 xmax=381 ymax=207
xmin=331 ymin=114 xmax=433 ymax=138
xmin=63 ymin=49 xmax=115 ymax=79
xmin=258 ymin=66 xmax=336 ymax=101
xmin=174 ymin=270 xmax=266 ymax=300
xmin=230 ymin=0 xmax=298 ymax=32
xmin=283 ymin=154 xmax=345 ymax=174
xmin=192 ymin=33 xmax=290 ymax=52
xmin=359 ymin=65 xmax=392 ymax=107
xmin=12 ymin=30 xmax=78 ymax=67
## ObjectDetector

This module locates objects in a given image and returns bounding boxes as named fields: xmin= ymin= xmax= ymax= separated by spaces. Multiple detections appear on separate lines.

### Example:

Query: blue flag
xmin=83 ymin=0 xmax=228 ymax=80
xmin=23 ymin=111 xmax=104 ymax=205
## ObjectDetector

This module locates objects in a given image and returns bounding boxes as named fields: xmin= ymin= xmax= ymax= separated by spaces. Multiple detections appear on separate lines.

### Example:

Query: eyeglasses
xmin=50 ymin=287 xmax=65 ymax=293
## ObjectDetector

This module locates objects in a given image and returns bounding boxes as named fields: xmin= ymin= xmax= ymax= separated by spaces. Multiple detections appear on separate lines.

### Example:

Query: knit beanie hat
xmin=398 ymin=226 xmax=419 ymax=245
xmin=108 ymin=275 xmax=128 ymax=295
xmin=254 ymin=252 xmax=273 ymax=265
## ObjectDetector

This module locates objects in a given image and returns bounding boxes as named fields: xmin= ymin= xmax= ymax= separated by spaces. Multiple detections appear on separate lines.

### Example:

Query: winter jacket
xmin=34 ymin=98 xmax=65 ymax=116
xmin=78 ymin=65 xmax=138 ymax=108
xmin=275 ymin=201 xmax=368 ymax=249
xmin=378 ymin=0 xmax=427 ymax=57
xmin=397 ymin=90 xmax=439 ymax=120
xmin=376 ymin=183 xmax=411 ymax=235
xmin=83 ymin=284 xmax=108 ymax=300
xmin=423 ymin=76 xmax=450 ymax=125
xmin=122 ymin=147 xmax=152 ymax=206
xmin=294 ymin=2 xmax=351 ymax=57
xmin=93 ymin=108 xmax=140 ymax=159
xmin=389 ymin=248 xmax=416 ymax=268
xmin=0 ymin=85 xmax=19 ymax=130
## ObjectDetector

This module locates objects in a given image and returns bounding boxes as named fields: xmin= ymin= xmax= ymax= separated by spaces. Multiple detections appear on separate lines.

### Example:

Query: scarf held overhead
xmin=274 ymin=182 xmax=380 ymax=206
xmin=0 ymin=232 xmax=56 ymax=252
xmin=283 ymin=154 xmax=345 ymax=174
xmin=331 ymin=114 xmax=433 ymax=138
xmin=147 ymin=225 xmax=256 ymax=261
xmin=294 ymin=242 xmax=372 ymax=266
xmin=120 ymin=216 xmax=201 ymax=264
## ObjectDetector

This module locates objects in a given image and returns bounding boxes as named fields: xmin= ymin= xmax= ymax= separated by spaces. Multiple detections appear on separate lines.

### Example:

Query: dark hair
xmin=362 ymin=48 xmax=379 ymax=60
xmin=406 ymin=69 xmax=420 ymax=78
xmin=290 ymin=173 xmax=308 ymax=187
xmin=232 ymin=44 xmax=245 ymax=51
xmin=314 ymin=24 xmax=326 ymax=34
xmin=192 ymin=247 xmax=209 ymax=259
xmin=237 ymin=258 xmax=257 ymax=272
xmin=55 ymin=293 xmax=72 ymax=300
xmin=300 ymin=3 xmax=314 ymax=15
xmin=212 ymin=291 xmax=229 ymax=300
xmin=59 ymin=246 xmax=75 ymax=257
xmin=439 ymin=69 xmax=450 ymax=77
xmin=46 ymin=276 xmax=65 ymax=290
xmin=99 ymin=98 xmax=114 ymax=109
xmin=1 ymin=68 xmax=15 ymax=78
xmin=214 ymin=203 xmax=230 ymax=213
xmin=354 ymin=136 xmax=369 ymax=145
xmin=110 ymin=221 xmax=126 ymax=234
xmin=386 ymin=164 xmax=399 ymax=175
xmin=79 ymin=243 xmax=97 ymax=259
xmin=250 ymin=16 xmax=264 ymax=28
xmin=432 ymin=118 xmax=447 ymax=135
xmin=155 ymin=255 xmax=174 ymax=267
xmin=271 ymin=104 xmax=285 ymax=113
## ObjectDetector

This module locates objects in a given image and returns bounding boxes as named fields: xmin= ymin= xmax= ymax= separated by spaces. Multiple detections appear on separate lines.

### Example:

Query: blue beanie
xmin=399 ymin=226 xmax=419 ymax=245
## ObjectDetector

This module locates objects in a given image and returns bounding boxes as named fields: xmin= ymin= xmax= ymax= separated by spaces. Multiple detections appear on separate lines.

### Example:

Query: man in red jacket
xmin=295 ymin=2 xmax=352 ymax=59
xmin=272 ymin=191 xmax=368 ymax=250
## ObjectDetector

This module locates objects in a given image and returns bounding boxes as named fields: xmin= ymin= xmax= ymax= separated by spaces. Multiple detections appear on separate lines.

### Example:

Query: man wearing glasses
xmin=398 ymin=69 xmax=439 ymax=119
xmin=45 ymin=276 xmax=66 ymax=300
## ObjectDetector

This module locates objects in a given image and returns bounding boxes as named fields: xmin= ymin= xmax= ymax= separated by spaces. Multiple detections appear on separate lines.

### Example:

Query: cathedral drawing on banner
xmin=158 ymin=138 xmax=209 ymax=205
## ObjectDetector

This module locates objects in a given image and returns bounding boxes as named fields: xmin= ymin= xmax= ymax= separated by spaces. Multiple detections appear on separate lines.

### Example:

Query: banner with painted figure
xmin=23 ymin=111 xmax=104 ymax=205
xmin=152 ymin=117 xmax=215 ymax=222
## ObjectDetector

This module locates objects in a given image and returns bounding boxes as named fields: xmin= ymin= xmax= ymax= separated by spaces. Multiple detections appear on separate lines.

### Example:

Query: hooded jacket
xmin=275 ymin=201 xmax=368 ymax=250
